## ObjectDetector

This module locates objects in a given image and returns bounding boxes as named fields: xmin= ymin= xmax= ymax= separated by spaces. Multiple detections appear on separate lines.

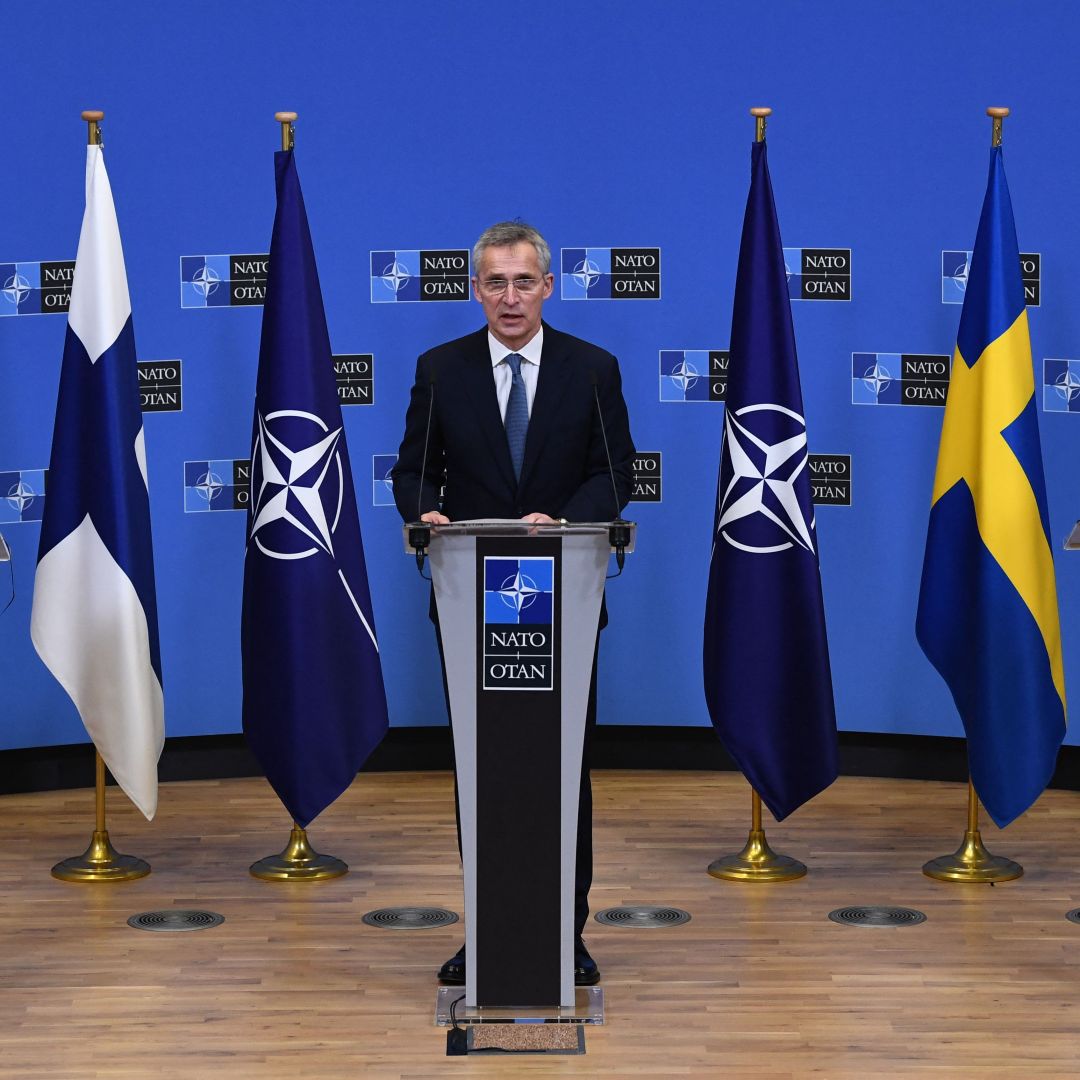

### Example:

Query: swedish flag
xmin=916 ymin=146 xmax=1065 ymax=828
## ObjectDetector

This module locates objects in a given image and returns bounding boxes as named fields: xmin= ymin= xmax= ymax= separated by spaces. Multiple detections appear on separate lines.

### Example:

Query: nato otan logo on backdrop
xmin=180 ymin=255 xmax=269 ymax=307
xmin=184 ymin=459 xmax=250 ymax=512
xmin=372 ymin=454 xmax=397 ymax=506
xmin=334 ymin=354 xmax=374 ymax=406
xmin=1043 ymin=359 xmax=1080 ymax=414
xmin=0 ymin=261 xmax=74 ymax=316
xmin=138 ymin=361 xmax=183 ymax=413
xmin=942 ymin=250 xmax=1040 ymax=306
xmin=483 ymin=556 xmax=555 ymax=691
xmin=631 ymin=453 xmax=662 ymax=502
xmin=852 ymin=353 xmax=951 ymax=407
xmin=783 ymin=248 xmax=851 ymax=300
xmin=0 ymin=469 xmax=46 ymax=523
xmin=369 ymin=250 xmax=470 ymax=302
xmin=560 ymin=248 xmax=661 ymax=299
xmin=808 ymin=454 xmax=852 ymax=506
xmin=659 ymin=350 xmax=728 ymax=401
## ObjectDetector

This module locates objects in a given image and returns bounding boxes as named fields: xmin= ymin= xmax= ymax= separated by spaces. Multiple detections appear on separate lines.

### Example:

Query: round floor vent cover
xmin=594 ymin=905 xmax=691 ymax=927
xmin=127 ymin=909 xmax=225 ymax=932
xmin=361 ymin=906 xmax=459 ymax=929
xmin=828 ymin=905 xmax=927 ymax=927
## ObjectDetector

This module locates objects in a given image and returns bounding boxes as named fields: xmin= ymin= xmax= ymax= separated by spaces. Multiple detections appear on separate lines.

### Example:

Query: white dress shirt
xmin=488 ymin=326 xmax=543 ymax=420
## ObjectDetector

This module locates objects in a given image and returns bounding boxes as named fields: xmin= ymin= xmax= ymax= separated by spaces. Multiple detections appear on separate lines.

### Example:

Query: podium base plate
xmin=435 ymin=986 xmax=604 ymax=1026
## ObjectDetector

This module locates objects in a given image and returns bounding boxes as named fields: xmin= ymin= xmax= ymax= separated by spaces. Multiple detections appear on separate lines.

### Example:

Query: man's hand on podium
xmin=421 ymin=510 xmax=451 ymax=525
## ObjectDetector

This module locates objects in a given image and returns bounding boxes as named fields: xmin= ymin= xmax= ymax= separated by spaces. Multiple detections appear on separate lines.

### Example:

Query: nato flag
xmin=241 ymin=150 xmax=388 ymax=828
xmin=702 ymin=140 xmax=838 ymax=821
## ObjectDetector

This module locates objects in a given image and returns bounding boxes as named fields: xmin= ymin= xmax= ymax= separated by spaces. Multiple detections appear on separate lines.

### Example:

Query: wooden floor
xmin=2 ymin=770 xmax=1080 ymax=1080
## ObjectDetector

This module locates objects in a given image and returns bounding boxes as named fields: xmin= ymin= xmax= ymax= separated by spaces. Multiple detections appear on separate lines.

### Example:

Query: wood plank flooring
xmin=2 ymin=770 xmax=1079 ymax=1079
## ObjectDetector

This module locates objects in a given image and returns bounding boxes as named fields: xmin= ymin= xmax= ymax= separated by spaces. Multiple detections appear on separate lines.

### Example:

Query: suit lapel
xmin=457 ymin=328 xmax=517 ymax=493
xmin=520 ymin=324 xmax=571 ymax=489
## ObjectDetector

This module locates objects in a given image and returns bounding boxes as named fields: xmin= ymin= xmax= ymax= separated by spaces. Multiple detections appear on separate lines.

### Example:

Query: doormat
xmin=447 ymin=1023 xmax=585 ymax=1055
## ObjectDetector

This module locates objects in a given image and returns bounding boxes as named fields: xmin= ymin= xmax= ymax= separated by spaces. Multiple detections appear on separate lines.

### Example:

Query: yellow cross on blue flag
xmin=916 ymin=145 xmax=1065 ymax=828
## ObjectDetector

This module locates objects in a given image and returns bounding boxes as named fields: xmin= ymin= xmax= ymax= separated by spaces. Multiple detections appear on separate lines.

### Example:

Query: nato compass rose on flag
xmin=715 ymin=402 xmax=816 ymax=555
xmin=249 ymin=409 xmax=344 ymax=561
xmin=248 ymin=407 xmax=379 ymax=648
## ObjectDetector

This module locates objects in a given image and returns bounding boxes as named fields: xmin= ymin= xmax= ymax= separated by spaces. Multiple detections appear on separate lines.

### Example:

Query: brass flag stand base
xmin=52 ymin=829 xmax=151 ymax=883
xmin=250 ymin=823 xmax=348 ymax=881
xmin=52 ymin=752 xmax=150 ymax=883
xmin=708 ymin=786 xmax=807 ymax=883
xmin=923 ymin=779 xmax=1022 ymax=883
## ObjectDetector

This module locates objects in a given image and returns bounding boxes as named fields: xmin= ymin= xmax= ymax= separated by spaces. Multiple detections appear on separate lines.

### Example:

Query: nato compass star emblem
xmin=191 ymin=264 xmax=221 ymax=299
xmin=572 ymin=259 xmax=601 ymax=290
xmin=6 ymin=480 xmax=35 ymax=513
xmin=861 ymin=361 xmax=893 ymax=396
xmin=671 ymin=358 xmax=700 ymax=394
xmin=194 ymin=470 xmax=224 ymax=504
xmin=716 ymin=402 xmax=816 ymax=555
xmin=3 ymin=273 xmax=32 ymax=306
xmin=380 ymin=260 xmax=412 ymax=294
xmin=498 ymin=569 xmax=541 ymax=614
xmin=948 ymin=254 xmax=971 ymax=295
xmin=1055 ymin=368 xmax=1080 ymax=403
xmin=249 ymin=409 xmax=344 ymax=561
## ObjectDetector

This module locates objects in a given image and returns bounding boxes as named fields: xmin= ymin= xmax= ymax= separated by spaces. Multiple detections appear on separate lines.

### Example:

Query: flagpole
xmin=275 ymin=110 xmax=296 ymax=151
xmin=922 ymin=108 xmax=1022 ymax=885
xmin=248 ymin=109 xmax=347 ymax=883
xmin=50 ymin=111 xmax=153 ymax=883
xmin=708 ymin=106 xmax=808 ymax=884
xmin=53 ymin=751 xmax=151 ymax=882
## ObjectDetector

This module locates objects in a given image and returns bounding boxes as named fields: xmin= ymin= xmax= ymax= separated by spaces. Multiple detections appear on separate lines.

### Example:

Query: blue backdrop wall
xmin=4 ymin=2 xmax=1080 ymax=752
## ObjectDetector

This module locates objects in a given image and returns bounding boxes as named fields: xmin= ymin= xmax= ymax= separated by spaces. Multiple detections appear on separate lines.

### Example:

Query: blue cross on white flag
xmin=31 ymin=143 xmax=164 ymax=820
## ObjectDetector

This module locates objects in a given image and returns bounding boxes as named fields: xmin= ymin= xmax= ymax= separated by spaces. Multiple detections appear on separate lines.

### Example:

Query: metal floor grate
xmin=128 ymin=909 xmax=225 ymax=932
xmin=828 ymin=905 xmax=927 ymax=927
xmin=362 ymin=906 xmax=459 ymax=929
xmin=594 ymin=905 xmax=691 ymax=927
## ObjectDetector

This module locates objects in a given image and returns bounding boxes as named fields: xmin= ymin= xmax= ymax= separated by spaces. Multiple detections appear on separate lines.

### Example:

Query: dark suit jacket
xmin=392 ymin=323 xmax=635 ymax=524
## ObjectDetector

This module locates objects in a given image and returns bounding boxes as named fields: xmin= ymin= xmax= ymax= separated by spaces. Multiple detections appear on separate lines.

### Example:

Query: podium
xmin=404 ymin=520 xmax=634 ymax=1012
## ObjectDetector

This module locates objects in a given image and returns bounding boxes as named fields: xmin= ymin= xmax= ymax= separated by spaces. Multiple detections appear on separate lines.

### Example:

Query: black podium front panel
xmin=474 ymin=536 xmax=563 ymax=1006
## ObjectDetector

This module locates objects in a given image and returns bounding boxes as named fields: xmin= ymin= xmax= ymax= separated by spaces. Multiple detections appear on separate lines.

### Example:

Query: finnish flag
xmin=31 ymin=144 xmax=164 ymax=820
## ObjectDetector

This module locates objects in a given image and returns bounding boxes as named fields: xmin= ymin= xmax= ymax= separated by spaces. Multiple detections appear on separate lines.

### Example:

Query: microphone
xmin=591 ymin=372 xmax=631 ymax=572
xmin=409 ymin=370 xmax=437 ymax=575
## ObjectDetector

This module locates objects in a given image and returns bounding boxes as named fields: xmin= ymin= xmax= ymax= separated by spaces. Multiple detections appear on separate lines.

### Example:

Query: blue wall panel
xmin=3 ymin=2 xmax=1080 ymax=751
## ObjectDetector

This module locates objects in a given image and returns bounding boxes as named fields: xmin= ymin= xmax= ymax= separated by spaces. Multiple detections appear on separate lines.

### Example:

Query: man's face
xmin=472 ymin=242 xmax=554 ymax=351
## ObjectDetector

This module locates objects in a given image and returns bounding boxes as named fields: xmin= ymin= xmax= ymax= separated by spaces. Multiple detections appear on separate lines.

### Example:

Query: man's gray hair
xmin=472 ymin=221 xmax=552 ymax=276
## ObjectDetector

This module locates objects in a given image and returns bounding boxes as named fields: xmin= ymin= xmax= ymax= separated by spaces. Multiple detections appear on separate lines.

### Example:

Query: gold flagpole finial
xmin=987 ymin=107 xmax=1009 ymax=148
xmin=275 ymin=111 xmax=297 ymax=151
xmin=81 ymin=110 xmax=104 ymax=147
xmin=750 ymin=107 xmax=772 ymax=144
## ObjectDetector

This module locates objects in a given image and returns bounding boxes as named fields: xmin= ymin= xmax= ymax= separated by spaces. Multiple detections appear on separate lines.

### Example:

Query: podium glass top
xmin=402 ymin=519 xmax=635 ymax=554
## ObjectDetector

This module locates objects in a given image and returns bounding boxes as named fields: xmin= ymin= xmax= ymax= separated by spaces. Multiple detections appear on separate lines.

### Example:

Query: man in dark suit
xmin=392 ymin=221 xmax=635 ymax=987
